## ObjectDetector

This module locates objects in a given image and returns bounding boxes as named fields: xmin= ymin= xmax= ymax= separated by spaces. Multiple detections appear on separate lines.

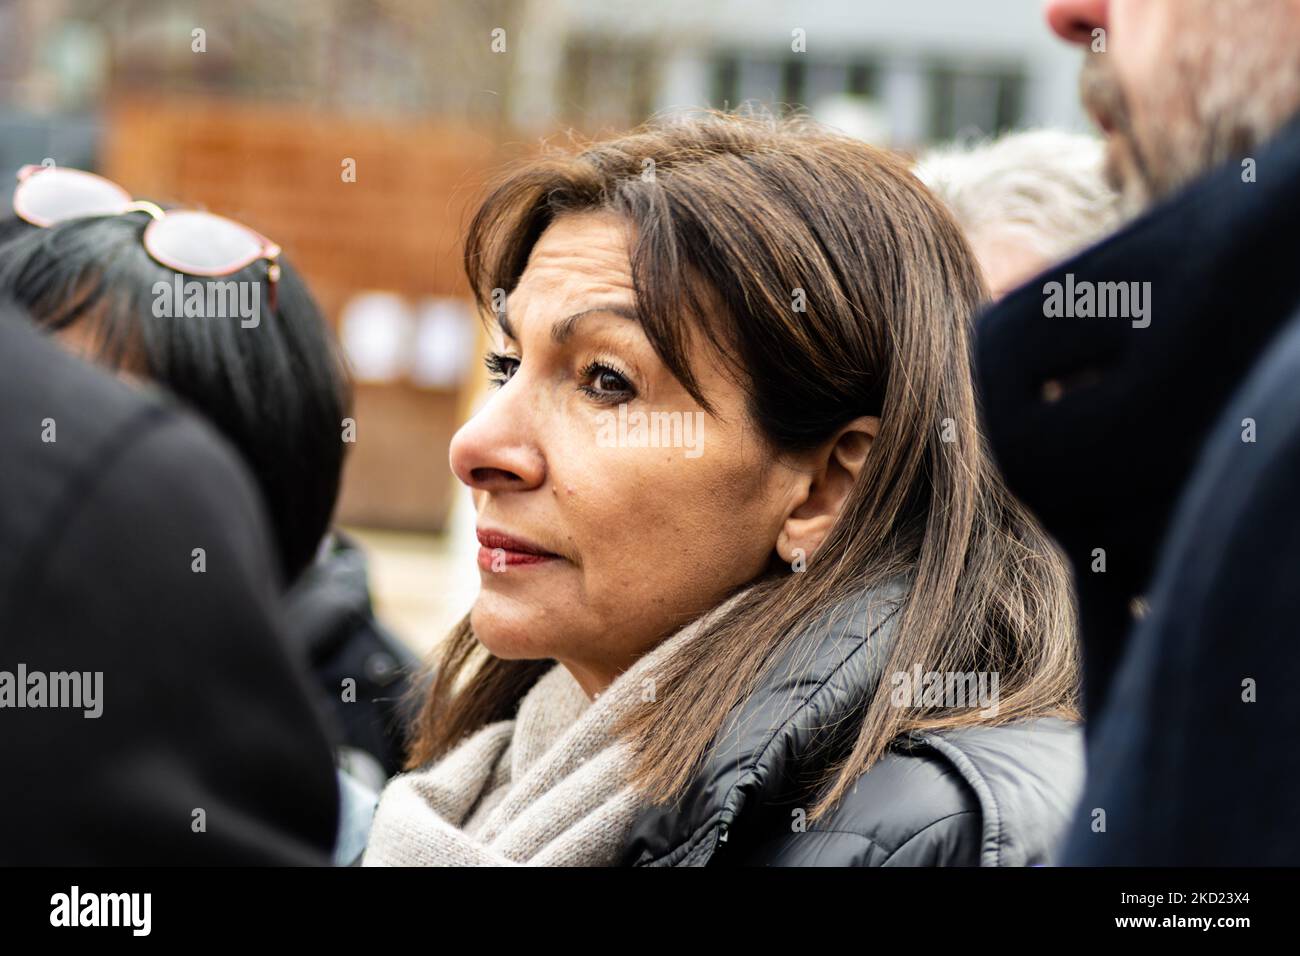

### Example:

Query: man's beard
xmin=1080 ymin=0 xmax=1300 ymax=214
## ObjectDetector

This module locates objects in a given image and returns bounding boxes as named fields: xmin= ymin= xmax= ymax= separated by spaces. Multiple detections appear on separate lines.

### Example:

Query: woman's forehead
xmin=522 ymin=214 xmax=633 ymax=282
xmin=507 ymin=214 xmax=637 ymax=330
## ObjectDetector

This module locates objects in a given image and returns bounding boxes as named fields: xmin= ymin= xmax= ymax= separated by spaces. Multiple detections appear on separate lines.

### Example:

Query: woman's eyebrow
xmin=494 ymin=304 xmax=638 ymax=344
xmin=550 ymin=305 xmax=640 ymax=345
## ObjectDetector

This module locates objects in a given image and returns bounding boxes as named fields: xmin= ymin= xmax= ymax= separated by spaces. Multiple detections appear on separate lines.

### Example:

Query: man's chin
xmin=1101 ymin=134 xmax=1153 ymax=215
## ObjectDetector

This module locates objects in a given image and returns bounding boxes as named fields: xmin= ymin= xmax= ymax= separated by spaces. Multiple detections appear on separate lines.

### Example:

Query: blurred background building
xmin=0 ymin=0 xmax=1089 ymax=651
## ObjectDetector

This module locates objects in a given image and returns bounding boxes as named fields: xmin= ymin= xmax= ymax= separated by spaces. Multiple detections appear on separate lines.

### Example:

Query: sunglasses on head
xmin=12 ymin=164 xmax=282 ymax=312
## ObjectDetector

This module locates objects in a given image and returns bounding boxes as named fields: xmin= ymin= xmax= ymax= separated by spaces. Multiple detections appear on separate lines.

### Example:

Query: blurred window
xmin=560 ymin=38 xmax=655 ymax=128
xmin=711 ymin=54 xmax=739 ymax=110
xmin=928 ymin=63 xmax=1025 ymax=140
xmin=780 ymin=57 xmax=806 ymax=113
xmin=846 ymin=61 xmax=878 ymax=98
xmin=711 ymin=53 xmax=881 ymax=117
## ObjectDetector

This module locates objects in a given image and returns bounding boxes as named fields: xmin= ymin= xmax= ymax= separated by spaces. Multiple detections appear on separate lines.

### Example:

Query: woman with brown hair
xmin=362 ymin=111 xmax=1082 ymax=867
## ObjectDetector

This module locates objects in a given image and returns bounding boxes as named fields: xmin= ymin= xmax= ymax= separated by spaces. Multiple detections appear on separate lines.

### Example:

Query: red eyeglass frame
xmin=12 ymin=164 xmax=282 ymax=312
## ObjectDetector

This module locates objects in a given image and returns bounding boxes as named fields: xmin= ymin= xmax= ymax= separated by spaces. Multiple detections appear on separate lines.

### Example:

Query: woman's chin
xmin=470 ymin=592 xmax=563 ymax=661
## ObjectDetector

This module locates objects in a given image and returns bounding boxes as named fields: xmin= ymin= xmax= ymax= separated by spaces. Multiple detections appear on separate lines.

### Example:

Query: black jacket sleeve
xmin=0 ymin=401 xmax=339 ymax=864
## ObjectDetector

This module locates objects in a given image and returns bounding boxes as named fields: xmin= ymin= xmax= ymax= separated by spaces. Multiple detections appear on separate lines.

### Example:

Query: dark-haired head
xmin=0 ymin=210 xmax=350 ymax=585
xmin=0 ymin=213 xmax=37 ymax=250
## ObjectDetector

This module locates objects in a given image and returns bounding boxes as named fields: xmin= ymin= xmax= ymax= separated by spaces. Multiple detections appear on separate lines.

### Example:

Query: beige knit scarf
xmin=362 ymin=593 xmax=745 ymax=867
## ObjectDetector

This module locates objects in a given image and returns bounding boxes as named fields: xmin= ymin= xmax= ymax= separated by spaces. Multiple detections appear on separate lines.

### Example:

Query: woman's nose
xmin=449 ymin=389 xmax=546 ymax=494
xmin=1044 ymin=0 xmax=1109 ymax=44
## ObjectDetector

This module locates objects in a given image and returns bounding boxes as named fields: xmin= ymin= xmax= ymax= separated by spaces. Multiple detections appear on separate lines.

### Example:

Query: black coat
xmin=285 ymin=529 xmax=421 ymax=781
xmin=0 ymin=310 xmax=339 ymax=864
xmin=976 ymin=112 xmax=1300 ymax=721
xmin=620 ymin=580 xmax=1083 ymax=866
xmin=975 ymin=112 xmax=1300 ymax=863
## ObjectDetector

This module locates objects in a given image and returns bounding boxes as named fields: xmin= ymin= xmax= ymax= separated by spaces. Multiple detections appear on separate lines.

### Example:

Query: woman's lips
xmin=476 ymin=528 xmax=561 ymax=570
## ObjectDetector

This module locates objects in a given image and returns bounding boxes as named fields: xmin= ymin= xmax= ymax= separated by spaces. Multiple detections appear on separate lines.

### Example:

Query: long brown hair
xmin=408 ymin=110 xmax=1078 ymax=821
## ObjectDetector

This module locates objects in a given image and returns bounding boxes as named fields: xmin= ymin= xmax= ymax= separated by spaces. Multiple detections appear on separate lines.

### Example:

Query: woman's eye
xmin=579 ymin=361 xmax=635 ymax=401
xmin=484 ymin=352 xmax=520 ymax=388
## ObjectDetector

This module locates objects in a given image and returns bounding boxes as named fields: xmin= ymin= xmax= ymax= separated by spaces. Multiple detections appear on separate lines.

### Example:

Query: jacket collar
xmin=620 ymin=576 xmax=909 ymax=866
xmin=975 ymin=109 xmax=1300 ymax=710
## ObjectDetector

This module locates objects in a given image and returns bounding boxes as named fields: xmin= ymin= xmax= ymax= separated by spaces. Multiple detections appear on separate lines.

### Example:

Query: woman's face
xmin=449 ymin=211 xmax=807 ymax=697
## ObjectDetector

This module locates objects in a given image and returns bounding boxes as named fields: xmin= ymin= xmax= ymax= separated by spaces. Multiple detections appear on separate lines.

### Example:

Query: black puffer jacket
xmin=620 ymin=580 xmax=1083 ymax=866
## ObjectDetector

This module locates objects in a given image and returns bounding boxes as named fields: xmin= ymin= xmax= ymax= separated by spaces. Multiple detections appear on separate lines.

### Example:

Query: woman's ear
xmin=775 ymin=415 xmax=880 ymax=567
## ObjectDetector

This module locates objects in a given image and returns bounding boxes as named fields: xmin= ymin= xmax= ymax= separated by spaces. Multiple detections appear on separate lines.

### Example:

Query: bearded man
xmin=976 ymin=0 xmax=1300 ymax=864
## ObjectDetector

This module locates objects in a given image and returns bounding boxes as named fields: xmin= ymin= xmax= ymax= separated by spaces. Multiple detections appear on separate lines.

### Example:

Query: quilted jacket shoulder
xmin=619 ymin=579 xmax=1084 ymax=867
xmin=724 ymin=718 xmax=1083 ymax=866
